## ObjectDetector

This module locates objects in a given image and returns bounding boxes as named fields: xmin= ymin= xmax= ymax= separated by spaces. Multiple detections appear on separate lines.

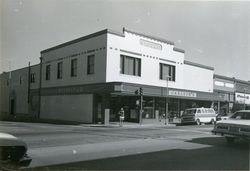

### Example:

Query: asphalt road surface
xmin=47 ymin=138 xmax=249 ymax=171
xmin=0 ymin=121 xmax=249 ymax=170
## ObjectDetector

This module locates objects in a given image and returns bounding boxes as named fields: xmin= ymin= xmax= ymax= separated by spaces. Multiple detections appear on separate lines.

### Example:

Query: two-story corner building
xmin=33 ymin=28 xmax=223 ymax=124
xmin=7 ymin=28 xmax=249 ymax=123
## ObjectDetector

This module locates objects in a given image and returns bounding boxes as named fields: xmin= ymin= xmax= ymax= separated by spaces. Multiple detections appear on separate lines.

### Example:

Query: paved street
xmin=0 ymin=121 xmax=249 ymax=170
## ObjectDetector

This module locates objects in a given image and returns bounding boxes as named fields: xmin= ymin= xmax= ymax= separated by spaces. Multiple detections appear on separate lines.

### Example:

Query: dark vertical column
xmin=178 ymin=99 xmax=181 ymax=117
xmin=27 ymin=62 xmax=31 ymax=104
xmin=38 ymin=57 xmax=42 ymax=119
xmin=101 ymin=93 xmax=110 ymax=124
xmin=152 ymin=97 xmax=155 ymax=118
xmin=92 ymin=94 xmax=97 ymax=124
xmin=92 ymin=94 xmax=101 ymax=124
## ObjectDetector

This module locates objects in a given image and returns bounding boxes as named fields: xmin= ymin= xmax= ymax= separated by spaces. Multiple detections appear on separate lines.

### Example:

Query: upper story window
xmin=71 ymin=59 xmax=77 ymax=77
xmin=159 ymin=63 xmax=176 ymax=81
xmin=19 ymin=76 xmax=23 ymax=85
xmin=45 ymin=65 xmax=51 ymax=80
xmin=120 ymin=55 xmax=141 ymax=76
xmin=57 ymin=62 xmax=63 ymax=79
xmin=30 ymin=73 xmax=36 ymax=83
xmin=87 ymin=55 xmax=95 ymax=75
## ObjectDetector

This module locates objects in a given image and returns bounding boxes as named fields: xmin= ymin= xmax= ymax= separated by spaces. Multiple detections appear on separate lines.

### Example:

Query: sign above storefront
xmin=235 ymin=92 xmax=250 ymax=105
xmin=168 ymin=90 xmax=197 ymax=98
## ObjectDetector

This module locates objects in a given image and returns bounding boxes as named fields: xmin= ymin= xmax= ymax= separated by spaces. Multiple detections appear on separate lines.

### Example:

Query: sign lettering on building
xmin=57 ymin=87 xmax=84 ymax=95
xmin=169 ymin=90 xmax=197 ymax=98
xmin=235 ymin=92 xmax=250 ymax=105
xmin=140 ymin=39 xmax=162 ymax=50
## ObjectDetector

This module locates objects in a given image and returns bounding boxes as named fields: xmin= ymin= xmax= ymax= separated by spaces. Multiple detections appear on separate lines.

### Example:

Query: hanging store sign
xmin=235 ymin=92 xmax=250 ymax=105
xmin=168 ymin=90 xmax=197 ymax=98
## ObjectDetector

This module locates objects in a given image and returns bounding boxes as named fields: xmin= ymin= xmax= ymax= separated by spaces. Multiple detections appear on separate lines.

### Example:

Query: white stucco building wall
xmin=183 ymin=61 xmax=214 ymax=93
xmin=106 ymin=29 xmax=213 ymax=93
xmin=41 ymin=32 xmax=107 ymax=88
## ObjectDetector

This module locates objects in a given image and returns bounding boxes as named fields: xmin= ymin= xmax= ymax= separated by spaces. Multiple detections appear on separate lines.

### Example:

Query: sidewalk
xmin=81 ymin=120 xmax=176 ymax=128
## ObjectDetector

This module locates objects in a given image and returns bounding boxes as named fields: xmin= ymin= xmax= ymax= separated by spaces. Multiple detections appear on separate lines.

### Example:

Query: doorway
xmin=10 ymin=99 xmax=15 ymax=115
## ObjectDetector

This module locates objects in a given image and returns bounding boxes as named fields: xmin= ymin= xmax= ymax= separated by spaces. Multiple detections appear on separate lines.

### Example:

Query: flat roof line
xmin=123 ymin=27 xmax=175 ymax=45
xmin=214 ymin=74 xmax=250 ymax=85
xmin=41 ymin=28 xmax=176 ymax=54
xmin=173 ymin=47 xmax=185 ymax=53
xmin=41 ymin=29 xmax=125 ymax=54
xmin=184 ymin=60 xmax=214 ymax=71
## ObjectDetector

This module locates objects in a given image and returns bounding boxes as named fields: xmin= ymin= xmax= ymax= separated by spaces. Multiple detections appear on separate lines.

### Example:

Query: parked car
xmin=216 ymin=113 xmax=231 ymax=121
xmin=181 ymin=107 xmax=216 ymax=125
xmin=212 ymin=110 xmax=250 ymax=144
xmin=0 ymin=132 xmax=32 ymax=170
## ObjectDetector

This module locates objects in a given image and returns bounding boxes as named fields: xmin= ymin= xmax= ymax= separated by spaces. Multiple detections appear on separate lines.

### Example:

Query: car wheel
xmin=196 ymin=119 xmax=201 ymax=125
xmin=226 ymin=137 xmax=235 ymax=144
xmin=211 ymin=119 xmax=215 ymax=125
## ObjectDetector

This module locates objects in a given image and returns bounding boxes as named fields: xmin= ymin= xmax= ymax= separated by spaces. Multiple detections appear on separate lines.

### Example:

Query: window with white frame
xmin=71 ymin=59 xmax=77 ymax=77
xmin=45 ymin=65 xmax=51 ymax=80
xmin=57 ymin=62 xmax=63 ymax=79
xmin=87 ymin=55 xmax=95 ymax=75
xmin=159 ymin=63 xmax=176 ymax=81
xmin=30 ymin=73 xmax=36 ymax=83
xmin=120 ymin=55 xmax=141 ymax=76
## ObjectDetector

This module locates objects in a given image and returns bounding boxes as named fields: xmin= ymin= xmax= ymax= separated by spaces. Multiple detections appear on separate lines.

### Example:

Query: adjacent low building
xmin=0 ymin=28 xmax=249 ymax=123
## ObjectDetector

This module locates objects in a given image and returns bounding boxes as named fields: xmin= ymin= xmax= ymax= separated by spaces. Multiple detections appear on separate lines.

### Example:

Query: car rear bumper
xmin=212 ymin=129 xmax=250 ymax=140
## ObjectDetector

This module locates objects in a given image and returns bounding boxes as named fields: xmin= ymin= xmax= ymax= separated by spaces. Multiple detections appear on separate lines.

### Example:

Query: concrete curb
xmin=80 ymin=122 xmax=176 ymax=128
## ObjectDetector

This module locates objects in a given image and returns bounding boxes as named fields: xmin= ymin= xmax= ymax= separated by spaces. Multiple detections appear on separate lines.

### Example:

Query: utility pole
xmin=165 ymin=75 xmax=170 ymax=125
xmin=244 ymin=88 xmax=246 ymax=110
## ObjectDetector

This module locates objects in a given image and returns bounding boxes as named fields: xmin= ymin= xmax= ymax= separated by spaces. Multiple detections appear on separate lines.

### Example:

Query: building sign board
xmin=140 ymin=39 xmax=162 ymax=50
xmin=168 ymin=90 xmax=197 ymax=98
xmin=235 ymin=92 xmax=250 ymax=105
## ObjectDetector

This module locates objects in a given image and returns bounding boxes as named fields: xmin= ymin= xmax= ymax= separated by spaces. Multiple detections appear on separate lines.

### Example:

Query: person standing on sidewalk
xmin=118 ymin=108 xmax=125 ymax=127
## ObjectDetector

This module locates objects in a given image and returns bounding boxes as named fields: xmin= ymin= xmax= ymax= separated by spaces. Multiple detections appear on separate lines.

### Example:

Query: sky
xmin=1 ymin=0 xmax=250 ymax=81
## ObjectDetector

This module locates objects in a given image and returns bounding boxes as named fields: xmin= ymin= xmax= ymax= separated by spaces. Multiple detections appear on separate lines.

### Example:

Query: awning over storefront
xmin=114 ymin=82 xmax=224 ymax=101
xmin=39 ymin=82 xmax=224 ymax=102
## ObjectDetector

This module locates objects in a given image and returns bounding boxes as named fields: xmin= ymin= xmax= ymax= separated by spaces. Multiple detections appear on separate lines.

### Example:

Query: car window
xmin=183 ymin=109 xmax=196 ymax=115
xmin=197 ymin=109 xmax=201 ymax=114
xmin=209 ymin=109 xmax=215 ymax=113
xmin=242 ymin=112 xmax=250 ymax=120
xmin=231 ymin=112 xmax=244 ymax=119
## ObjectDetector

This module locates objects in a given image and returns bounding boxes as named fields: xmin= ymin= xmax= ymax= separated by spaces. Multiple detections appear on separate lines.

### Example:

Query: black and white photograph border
xmin=0 ymin=0 xmax=250 ymax=170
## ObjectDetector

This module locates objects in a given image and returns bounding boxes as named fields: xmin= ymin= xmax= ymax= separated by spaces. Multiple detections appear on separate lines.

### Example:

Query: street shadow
xmin=27 ymin=136 xmax=249 ymax=171
xmin=187 ymin=136 xmax=249 ymax=149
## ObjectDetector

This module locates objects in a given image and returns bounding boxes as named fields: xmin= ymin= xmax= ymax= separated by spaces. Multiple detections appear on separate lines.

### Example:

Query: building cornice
xmin=41 ymin=27 xmax=177 ymax=54
xmin=214 ymin=74 xmax=236 ymax=81
xmin=173 ymin=47 xmax=185 ymax=53
xmin=123 ymin=27 xmax=175 ymax=45
xmin=184 ymin=60 xmax=214 ymax=71
xmin=214 ymin=74 xmax=250 ymax=85
xmin=41 ymin=29 xmax=124 ymax=54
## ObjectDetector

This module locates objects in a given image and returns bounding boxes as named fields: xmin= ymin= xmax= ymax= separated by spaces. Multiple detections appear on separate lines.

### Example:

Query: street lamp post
xmin=165 ymin=75 xmax=170 ymax=125
xmin=244 ymin=88 xmax=246 ymax=110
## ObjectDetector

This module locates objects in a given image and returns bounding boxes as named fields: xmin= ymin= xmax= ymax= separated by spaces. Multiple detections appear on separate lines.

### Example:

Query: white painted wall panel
xmin=41 ymin=34 xmax=107 ymax=88
xmin=106 ymin=32 xmax=185 ymax=89
xmin=183 ymin=64 xmax=214 ymax=92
